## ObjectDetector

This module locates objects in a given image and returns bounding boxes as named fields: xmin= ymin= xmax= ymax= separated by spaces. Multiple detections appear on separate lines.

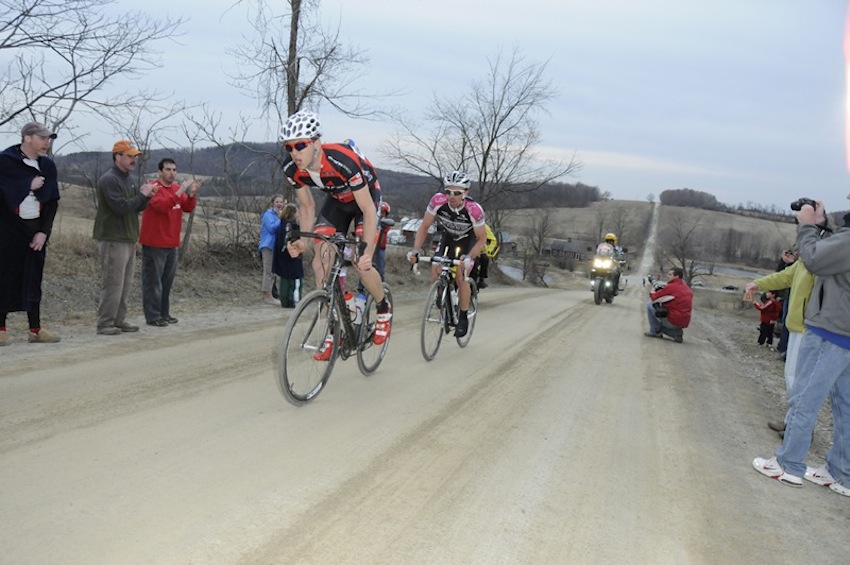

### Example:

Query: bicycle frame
xmin=276 ymin=228 xmax=393 ymax=405
xmin=305 ymin=231 xmax=362 ymax=359
xmin=417 ymin=254 xmax=477 ymax=360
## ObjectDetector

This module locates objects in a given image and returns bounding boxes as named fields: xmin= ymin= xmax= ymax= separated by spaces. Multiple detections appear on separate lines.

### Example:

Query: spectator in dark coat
xmin=0 ymin=122 xmax=62 ymax=345
xmin=272 ymin=203 xmax=304 ymax=308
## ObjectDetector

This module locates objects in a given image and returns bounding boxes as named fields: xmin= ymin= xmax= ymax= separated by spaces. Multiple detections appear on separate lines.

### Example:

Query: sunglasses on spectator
xmin=444 ymin=189 xmax=465 ymax=196
xmin=284 ymin=141 xmax=312 ymax=153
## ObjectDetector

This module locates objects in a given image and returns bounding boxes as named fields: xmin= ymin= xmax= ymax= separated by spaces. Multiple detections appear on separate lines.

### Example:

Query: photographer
xmin=644 ymin=267 xmax=693 ymax=343
xmin=753 ymin=196 xmax=850 ymax=496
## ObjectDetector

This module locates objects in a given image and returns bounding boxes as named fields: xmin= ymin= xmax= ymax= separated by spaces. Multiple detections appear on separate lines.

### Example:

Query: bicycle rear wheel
xmin=357 ymin=283 xmax=393 ymax=375
xmin=456 ymin=280 xmax=478 ymax=348
xmin=277 ymin=289 xmax=338 ymax=406
xmin=420 ymin=280 xmax=445 ymax=361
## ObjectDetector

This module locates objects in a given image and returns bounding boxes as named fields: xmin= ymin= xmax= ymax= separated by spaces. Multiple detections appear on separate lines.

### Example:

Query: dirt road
xmin=1 ymin=280 xmax=848 ymax=564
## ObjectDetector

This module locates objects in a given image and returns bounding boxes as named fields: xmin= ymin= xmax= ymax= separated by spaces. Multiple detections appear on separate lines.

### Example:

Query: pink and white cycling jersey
xmin=425 ymin=193 xmax=485 ymax=240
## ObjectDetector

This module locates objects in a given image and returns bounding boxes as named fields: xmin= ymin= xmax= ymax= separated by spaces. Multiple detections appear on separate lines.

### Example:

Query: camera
xmin=646 ymin=273 xmax=664 ymax=290
xmin=790 ymin=198 xmax=817 ymax=211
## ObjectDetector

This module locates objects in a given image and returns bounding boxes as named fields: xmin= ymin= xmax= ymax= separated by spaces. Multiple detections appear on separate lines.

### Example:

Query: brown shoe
xmin=28 ymin=329 xmax=61 ymax=343
xmin=115 ymin=321 xmax=139 ymax=332
xmin=0 ymin=330 xmax=8 ymax=346
xmin=768 ymin=421 xmax=786 ymax=432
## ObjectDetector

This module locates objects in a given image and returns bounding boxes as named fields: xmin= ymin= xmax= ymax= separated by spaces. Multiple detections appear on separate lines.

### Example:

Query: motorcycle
xmin=589 ymin=244 xmax=620 ymax=305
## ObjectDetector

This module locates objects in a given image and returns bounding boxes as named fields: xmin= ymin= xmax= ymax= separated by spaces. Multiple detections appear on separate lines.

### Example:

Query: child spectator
xmin=753 ymin=290 xmax=782 ymax=348
xmin=272 ymin=203 xmax=303 ymax=308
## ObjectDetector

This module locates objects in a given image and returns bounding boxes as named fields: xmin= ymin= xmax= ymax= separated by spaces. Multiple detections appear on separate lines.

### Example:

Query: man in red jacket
xmin=645 ymin=267 xmax=693 ymax=343
xmin=139 ymin=158 xmax=202 ymax=327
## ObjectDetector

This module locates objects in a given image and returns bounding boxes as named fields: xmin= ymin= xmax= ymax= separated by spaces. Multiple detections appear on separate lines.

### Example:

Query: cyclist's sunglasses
xmin=444 ymin=189 xmax=465 ymax=196
xmin=284 ymin=140 xmax=312 ymax=153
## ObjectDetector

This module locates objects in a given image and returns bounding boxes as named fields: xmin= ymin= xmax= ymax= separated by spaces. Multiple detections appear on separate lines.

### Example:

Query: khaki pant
xmin=97 ymin=241 xmax=136 ymax=329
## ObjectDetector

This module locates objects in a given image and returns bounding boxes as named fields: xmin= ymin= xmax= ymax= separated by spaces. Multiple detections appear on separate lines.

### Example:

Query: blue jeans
xmin=645 ymin=301 xmax=682 ymax=337
xmin=142 ymin=246 xmax=178 ymax=323
xmin=776 ymin=332 xmax=850 ymax=486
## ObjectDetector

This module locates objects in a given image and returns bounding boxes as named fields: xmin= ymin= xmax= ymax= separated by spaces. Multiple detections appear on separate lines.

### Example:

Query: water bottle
xmin=344 ymin=291 xmax=356 ymax=320
xmin=354 ymin=293 xmax=366 ymax=325
xmin=451 ymin=288 xmax=459 ymax=323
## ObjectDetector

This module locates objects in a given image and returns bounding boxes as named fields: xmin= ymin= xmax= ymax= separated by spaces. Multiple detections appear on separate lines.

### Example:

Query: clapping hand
xmin=743 ymin=282 xmax=758 ymax=302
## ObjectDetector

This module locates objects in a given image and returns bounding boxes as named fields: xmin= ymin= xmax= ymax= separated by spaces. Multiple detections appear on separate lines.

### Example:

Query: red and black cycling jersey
xmin=282 ymin=143 xmax=381 ymax=203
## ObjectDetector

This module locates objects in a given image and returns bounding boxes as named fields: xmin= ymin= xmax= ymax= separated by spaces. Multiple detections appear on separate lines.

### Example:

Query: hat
xmin=111 ymin=140 xmax=143 ymax=156
xmin=21 ymin=122 xmax=57 ymax=139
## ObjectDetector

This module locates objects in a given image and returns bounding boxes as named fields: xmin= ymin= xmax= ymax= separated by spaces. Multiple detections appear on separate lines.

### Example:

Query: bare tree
xmin=610 ymin=206 xmax=631 ymax=248
xmin=0 ymin=0 xmax=184 ymax=142
xmin=228 ymin=0 xmax=379 ymax=123
xmin=593 ymin=208 xmax=609 ymax=243
xmin=526 ymin=209 xmax=553 ymax=256
xmin=382 ymin=46 xmax=581 ymax=216
xmin=656 ymin=209 xmax=710 ymax=283
xmin=182 ymin=106 xmax=265 ymax=253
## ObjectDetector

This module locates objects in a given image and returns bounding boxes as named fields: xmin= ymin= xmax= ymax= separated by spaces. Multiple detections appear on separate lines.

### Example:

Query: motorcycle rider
xmin=601 ymin=232 xmax=624 ymax=292
xmin=644 ymin=267 xmax=693 ymax=343
xmin=593 ymin=234 xmax=621 ymax=296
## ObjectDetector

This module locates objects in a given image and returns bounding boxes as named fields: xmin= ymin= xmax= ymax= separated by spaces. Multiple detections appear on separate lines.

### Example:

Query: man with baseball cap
xmin=92 ymin=139 xmax=157 ymax=335
xmin=0 ymin=122 xmax=62 ymax=345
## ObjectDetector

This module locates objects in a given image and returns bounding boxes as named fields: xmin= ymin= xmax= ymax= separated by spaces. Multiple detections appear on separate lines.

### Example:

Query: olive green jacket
xmin=92 ymin=165 xmax=150 ymax=242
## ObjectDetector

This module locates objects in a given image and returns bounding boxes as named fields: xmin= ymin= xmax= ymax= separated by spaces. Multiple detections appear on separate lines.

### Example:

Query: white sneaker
xmin=829 ymin=482 xmax=850 ymax=496
xmin=804 ymin=464 xmax=835 ymax=486
xmin=806 ymin=465 xmax=850 ymax=496
xmin=753 ymin=456 xmax=802 ymax=487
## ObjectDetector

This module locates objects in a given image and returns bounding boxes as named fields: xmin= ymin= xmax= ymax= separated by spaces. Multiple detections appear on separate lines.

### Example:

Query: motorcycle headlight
xmin=594 ymin=258 xmax=612 ymax=269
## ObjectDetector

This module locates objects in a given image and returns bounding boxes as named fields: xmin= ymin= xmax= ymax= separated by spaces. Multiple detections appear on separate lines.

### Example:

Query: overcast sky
xmin=72 ymin=0 xmax=849 ymax=212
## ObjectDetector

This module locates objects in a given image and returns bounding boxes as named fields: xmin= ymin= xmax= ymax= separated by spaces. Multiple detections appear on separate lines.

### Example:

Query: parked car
xmin=722 ymin=285 xmax=739 ymax=291
xmin=692 ymin=280 xmax=705 ymax=287
xmin=387 ymin=229 xmax=406 ymax=245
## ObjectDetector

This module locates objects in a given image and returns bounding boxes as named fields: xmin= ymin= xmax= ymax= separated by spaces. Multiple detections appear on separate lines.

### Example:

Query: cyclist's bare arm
xmin=467 ymin=223 xmax=487 ymax=261
xmin=352 ymin=187 xmax=377 ymax=271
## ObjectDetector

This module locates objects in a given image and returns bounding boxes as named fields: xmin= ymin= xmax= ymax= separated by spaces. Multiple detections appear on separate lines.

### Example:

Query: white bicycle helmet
xmin=279 ymin=110 xmax=322 ymax=141
xmin=443 ymin=170 xmax=471 ymax=190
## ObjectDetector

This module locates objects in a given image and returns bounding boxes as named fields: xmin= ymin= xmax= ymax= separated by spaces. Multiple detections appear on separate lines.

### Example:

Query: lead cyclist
xmin=281 ymin=110 xmax=392 ymax=360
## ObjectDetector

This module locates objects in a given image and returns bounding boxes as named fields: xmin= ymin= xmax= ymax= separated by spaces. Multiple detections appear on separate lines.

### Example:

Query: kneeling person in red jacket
xmin=645 ymin=267 xmax=694 ymax=343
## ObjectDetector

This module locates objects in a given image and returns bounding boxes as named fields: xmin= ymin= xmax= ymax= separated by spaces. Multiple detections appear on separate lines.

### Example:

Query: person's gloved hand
xmin=460 ymin=255 xmax=475 ymax=275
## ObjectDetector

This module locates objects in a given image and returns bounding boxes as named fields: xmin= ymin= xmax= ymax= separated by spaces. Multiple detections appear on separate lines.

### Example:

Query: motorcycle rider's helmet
xmin=280 ymin=110 xmax=321 ymax=141
xmin=443 ymin=170 xmax=471 ymax=190
xmin=604 ymin=232 xmax=618 ymax=245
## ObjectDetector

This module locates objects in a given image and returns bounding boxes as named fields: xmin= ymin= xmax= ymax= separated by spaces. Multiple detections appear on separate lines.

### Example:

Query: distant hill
xmin=54 ymin=142 xmax=849 ymax=224
xmin=53 ymin=142 xmax=606 ymax=218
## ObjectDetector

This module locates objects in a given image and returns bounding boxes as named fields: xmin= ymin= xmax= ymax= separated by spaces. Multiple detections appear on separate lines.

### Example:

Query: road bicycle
xmin=416 ymin=255 xmax=478 ymax=361
xmin=276 ymin=230 xmax=393 ymax=406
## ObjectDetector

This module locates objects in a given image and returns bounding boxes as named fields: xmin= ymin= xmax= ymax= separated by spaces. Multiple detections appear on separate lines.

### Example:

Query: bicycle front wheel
xmin=456 ymin=280 xmax=478 ymax=348
xmin=277 ymin=289 xmax=338 ymax=406
xmin=420 ymin=280 xmax=445 ymax=361
xmin=357 ymin=283 xmax=393 ymax=375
